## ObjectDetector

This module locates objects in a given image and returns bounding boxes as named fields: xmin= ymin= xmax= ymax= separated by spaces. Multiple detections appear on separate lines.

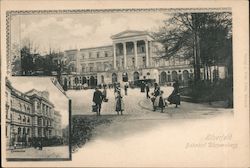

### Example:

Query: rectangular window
xmin=105 ymin=52 xmax=108 ymax=57
xmin=89 ymin=52 xmax=92 ymax=58
xmin=6 ymin=126 xmax=8 ymax=137
xmin=97 ymin=52 xmax=99 ymax=58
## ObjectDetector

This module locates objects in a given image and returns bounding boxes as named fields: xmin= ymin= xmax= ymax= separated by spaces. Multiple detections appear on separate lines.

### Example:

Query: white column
xmin=145 ymin=40 xmax=149 ymax=67
xmin=113 ymin=43 xmax=116 ymax=69
xmin=123 ymin=42 xmax=127 ymax=69
xmin=134 ymin=41 xmax=138 ymax=68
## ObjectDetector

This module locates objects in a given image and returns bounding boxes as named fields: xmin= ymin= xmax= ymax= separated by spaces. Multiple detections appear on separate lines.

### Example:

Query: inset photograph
xmin=5 ymin=77 xmax=70 ymax=161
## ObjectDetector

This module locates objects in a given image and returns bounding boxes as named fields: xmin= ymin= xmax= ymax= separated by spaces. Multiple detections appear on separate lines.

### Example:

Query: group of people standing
xmin=149 ymin=80 xmax=181 ymax=113
xmin=92 ymin=83 xmax=125 ymax=116
xmin=92 ymin=80 xmax=181 ymax=115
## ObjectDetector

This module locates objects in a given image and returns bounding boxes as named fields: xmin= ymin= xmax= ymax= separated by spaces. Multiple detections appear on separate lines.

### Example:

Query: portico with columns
xmin=111 ymin=30 xmax=153 ymax=71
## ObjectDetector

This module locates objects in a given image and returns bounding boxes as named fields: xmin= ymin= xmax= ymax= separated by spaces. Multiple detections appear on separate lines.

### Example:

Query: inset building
xmin=5 ymin=79 xmax=62 ymax=148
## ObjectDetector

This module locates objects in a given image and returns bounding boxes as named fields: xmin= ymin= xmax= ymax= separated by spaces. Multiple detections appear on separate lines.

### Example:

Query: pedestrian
xmin=159 ymin=90 xmax=166 ymax=113
xmin=124 ymin=83 xmax=128 ymax=96
xmin=152 ymin=83 xmax=161 ymax=111
xmin=92 ymin=87 xmax=103 ymax=115
xmin=141 ymin=81 xmax=145 ymax=92
xmin=115 ymin=90 xmax=124 ymax=115
xmin=38 ymin=139 xmax=43 ymax=150
xmin=145 ymin=83 xmax=150 ymax=98
xmin=167 ymin=80 xmax=180 ymax=108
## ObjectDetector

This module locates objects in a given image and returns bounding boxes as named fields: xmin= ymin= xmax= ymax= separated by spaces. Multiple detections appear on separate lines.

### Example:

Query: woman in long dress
xmin=167 ymin=80 xmax=180 ymax=108
xmin=115 ymin=90 xmax=124 ymax=115
xmin=152 ymin=83 xmax=161 ymax=111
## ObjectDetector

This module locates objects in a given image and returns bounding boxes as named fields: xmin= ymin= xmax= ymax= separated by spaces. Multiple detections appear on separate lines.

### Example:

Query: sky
xmin=11 ymin=12 xmax=167 ymax=54
xmin=9 ymin=77 xmax=69 ymax=128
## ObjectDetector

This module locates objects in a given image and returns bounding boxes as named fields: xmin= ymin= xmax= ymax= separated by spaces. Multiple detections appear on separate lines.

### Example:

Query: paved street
xmin=7 ymin=145 xmax=69 ymax=159
xmin=67 ymin=86 xmax=232 ymax=119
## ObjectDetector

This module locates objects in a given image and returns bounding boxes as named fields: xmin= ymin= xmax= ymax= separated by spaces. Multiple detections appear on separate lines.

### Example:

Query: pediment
xmin=111 ymin=30 xmax=148 ymax=39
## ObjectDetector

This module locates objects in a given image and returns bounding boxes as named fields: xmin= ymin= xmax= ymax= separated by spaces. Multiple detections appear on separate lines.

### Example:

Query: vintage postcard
xmin=1 ymin=0 xmax=249 ymax=167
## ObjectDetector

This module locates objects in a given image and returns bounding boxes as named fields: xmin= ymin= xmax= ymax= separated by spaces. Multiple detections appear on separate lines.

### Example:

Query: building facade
xmin=5 ymin=79 xmax=62 ymax=148
xmin=53 ymin=111 xmax=62 ymax=137
xmin=61 ymin=30 xmax=227 ymax=89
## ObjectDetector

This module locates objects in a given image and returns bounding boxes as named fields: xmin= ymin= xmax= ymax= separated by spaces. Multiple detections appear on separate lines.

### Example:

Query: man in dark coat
xmin=141 ymin=82 xmax=145 ymax=92
xmin=145 ymin=83 xmax=150 ymax=98
xmin=124 ymin=83 xmax=128 ymax=96
xmin=93 ymin=87 xmax=103 ymax=116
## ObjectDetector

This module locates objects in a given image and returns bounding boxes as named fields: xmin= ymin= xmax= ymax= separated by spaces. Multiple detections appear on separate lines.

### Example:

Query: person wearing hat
xmin=92 ymin=87 xmax=103 ymax=115
xmin=167 ymin=80 xmax=180 ymax=108
xmin=115 ymin=89 xmax=124 ymax=115
xmin=153 ymin=83 xmax=161 ymax=111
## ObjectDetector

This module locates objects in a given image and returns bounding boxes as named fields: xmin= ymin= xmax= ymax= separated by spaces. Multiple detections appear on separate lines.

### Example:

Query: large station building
xmin=5 ymin=79 xmax=62 ymax=148
xmin=59 ymin=30 xmax=227 ymax=89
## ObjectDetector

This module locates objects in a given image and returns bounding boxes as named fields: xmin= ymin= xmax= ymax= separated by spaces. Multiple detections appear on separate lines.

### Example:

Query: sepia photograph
xmin=1 ymin=0 xmax=249 ymax=167
xmin=5 ymin=77 xmax=71 ymax=160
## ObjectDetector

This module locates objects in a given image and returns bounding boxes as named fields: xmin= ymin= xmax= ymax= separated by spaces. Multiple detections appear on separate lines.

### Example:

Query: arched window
xmin=160 ymin=71 xmax=167 ymax=84
xmin=133 ymin=72 xmax=140 ymax=81
xmin=171 ymin=71 xmax=178 ymax=81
